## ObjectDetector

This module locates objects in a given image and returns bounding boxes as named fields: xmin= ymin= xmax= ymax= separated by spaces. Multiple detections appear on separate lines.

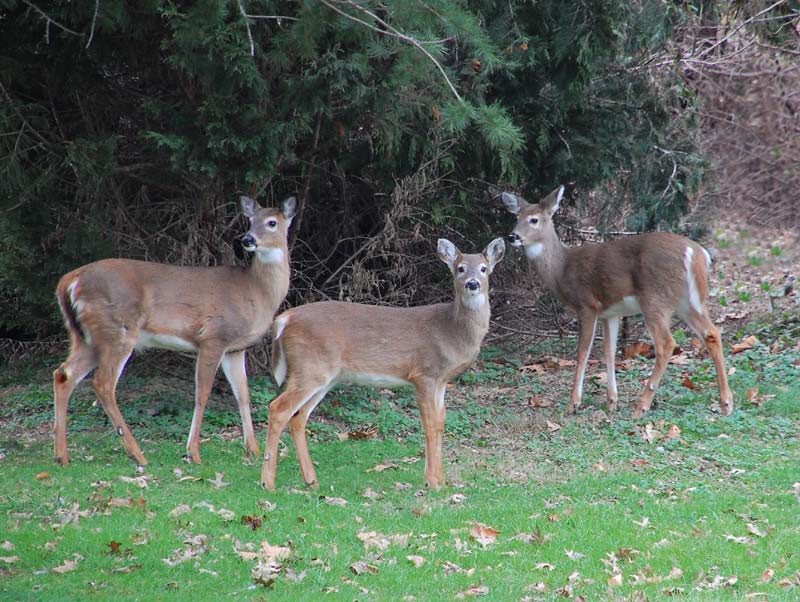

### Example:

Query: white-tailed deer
xmin=53 ymin=195 xmax=296 ymax=466
xmin=503 ymin=186 xmax=733 ymax=418
xmin=260 ymin=237 xmax=505 ymax=490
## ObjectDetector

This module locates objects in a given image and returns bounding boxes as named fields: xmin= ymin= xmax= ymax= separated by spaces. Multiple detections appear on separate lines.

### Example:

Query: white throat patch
xmin=525 ymin=243 xmax=544 ymax=259
xmin=256 ymin=248 xmax=284 ymax=263
xmin=461 ymin=293 xmax=486 ymax=310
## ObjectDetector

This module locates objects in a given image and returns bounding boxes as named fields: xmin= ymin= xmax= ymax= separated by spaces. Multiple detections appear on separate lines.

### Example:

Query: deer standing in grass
xmin=260 ymin=237 xmax=505 ymax=490
xmin=53 ymin=196 xmax=296 ymax=466
xmin=503 ymin=186 xmax=733 ymax=418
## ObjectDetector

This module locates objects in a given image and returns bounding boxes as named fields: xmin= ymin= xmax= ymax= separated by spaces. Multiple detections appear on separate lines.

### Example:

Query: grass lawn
xmin=1 ymin=311 xmax=799 ymax=601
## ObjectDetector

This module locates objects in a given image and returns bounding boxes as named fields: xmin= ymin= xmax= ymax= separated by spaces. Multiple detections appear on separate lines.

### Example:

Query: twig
xmin=319 ymin=0 xmax=463 ymax=103
xmin=85 ymin=0 xmax=99 ymax=48
xmin=21 ymin=0 xmax=85 ymax=39
xmin=237 ymin=0 xmax=255 ymax=56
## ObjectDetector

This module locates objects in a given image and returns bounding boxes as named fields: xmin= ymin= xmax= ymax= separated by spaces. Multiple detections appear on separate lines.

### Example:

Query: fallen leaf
xmin=320 ymin=496 xmax=348 ymax=507
xmin=285 ymin=568 xmax=307 ymax=583
xmin=119 ymin=475 xmax=150 ymax=488
xmin=349 ymin=561 xmax=379 ymax=575
xmin=456 ymin=584 xmax=489 ymax=598
xmin=368 ymin=462 xmax=398 ymax=473
xmin=728 ymin=366 xmax=737 ymax=376
xmin=724 ymin=534 xmax=754 ymax=545
xmin=207 ymin=472 xmax=229 ymax=488
xmin=0 ymin=556 xmax=20 ymax=564
xmin=565 ymin=549 xmax=584 ymax=560
xmin=633 ymin=517 xmax=650 ymax=528
xmin=681 ymin=375 xmax=698 ymax=390
xmin=608 ymin=573 xmax=623 ymax=586
xmin=53 ymin=554 xmax=83 ymax=573
xmin=35 ymin=472 xmax=50 ymax=480
xmin=624 ymin=342 xmax=651 ymax=359
xmin=664 ymin=424 xmax=681 ymax=442
xmin=363 ymin=487 xmax=382 ymax=501
xmin=349 ymin=427 xmax=378 ymax=440
xmin=747 ymin=523 xmax=766 ymax=538
xmin=520 ymin=363 xmax=546 ymax=374
xmin=546 ymin=421 xmax=561 ymax=433
xmin=470 ymin=523 xmax=500 ymax=546
xmin=732 ymin=335 xmax=758 ymax=354
xmin=406 ymin=555 xmax=425 ymax=568
xmin=527 ymin=395 xmax=551 ymax=407
xmin=241 ymin=515 xmax=263 ymax=531
xmin=0 ymin=541 xmax=15 ymax=551
xmin=169 ymin=504 xmax=191 ymax=518
xmin=112 ymin=564 xmax=142 ymax=573
xmin=535 ymin=562 xmax=555 ymax=571
xmin=511 ymin=529 xmax=548 ymax=544
xmin=761 ymin=569 xmax=775 ymax=582
xmin=357 ymin=531 xmax=410 ymax=551
xmin=449 ymin=493 xmax=467 ymax=504
xmin=106 ymin=540 xmax=122 ymax=555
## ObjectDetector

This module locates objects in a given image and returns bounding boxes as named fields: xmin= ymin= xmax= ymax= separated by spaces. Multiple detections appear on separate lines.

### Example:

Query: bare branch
xmin=237 ymin=0 xmax=255 ymax=56
xmin=86 ymin=0 xmax=100 ymax=48
xmin=21 ymin=0 xmax=85 ymax=39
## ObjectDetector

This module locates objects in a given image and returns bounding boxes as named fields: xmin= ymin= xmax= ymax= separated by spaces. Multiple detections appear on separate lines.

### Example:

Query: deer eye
xmin=480 ymin=265 xmax=487 ymax=273
xmin=457 ymin=265 xmax=466 ymax=274
xmin=267 ymin=219 xmax=278 ymax=228
xmin=529 ymin=217 xmax=539 ymax=225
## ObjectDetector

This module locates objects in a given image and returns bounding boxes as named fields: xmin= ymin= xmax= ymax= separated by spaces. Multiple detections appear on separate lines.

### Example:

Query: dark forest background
xmin=1 ymin=0 xmax=798 ymax=345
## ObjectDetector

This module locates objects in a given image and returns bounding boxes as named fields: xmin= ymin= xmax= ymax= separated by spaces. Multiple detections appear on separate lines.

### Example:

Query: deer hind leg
xmin=633 ymin=313 xmax=675 ymax=419
xmin=92 ymin=344 xmax=147 ymax=465
xmin=603 ymin=317 xmax=621 ymax=412
xmin=679 ymin=308 xmax=734 ymax=415
xmin=221 ymin=350 xmax=259 ymax=457
xmin=288 ymin=385 xmax=332 ymax=489
xmin=568 ymin=312 xmax=598 ymax=413
xmin=260 ymin=378 xmax=331 ymax=491
xmin=53 ymin=340 xmax=98 ymax=465
xmin=415 ymin=381 xmax=447 ymax=488
xmin=186 ymin=346 xmax=225 ymax=465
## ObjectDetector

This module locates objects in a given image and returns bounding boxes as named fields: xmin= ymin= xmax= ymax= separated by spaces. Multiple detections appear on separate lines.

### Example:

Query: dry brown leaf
xmin=106 ymin=540 xmax=122 ymax=555
xmin=53 ymin=554 xmax=83 ymax=574
xmin=470 ymin=523 xmax=500 ymax=546
xmin=664 ymin=424 xmax=681 ymax=443
xmin=546 ymin=420 xmax=561 ymax=432
xmin=169 ymin=503 xmax=191 ymax=517
xmin=681 ymin=375 xmax=698 ymax=390
xmin=349 ymin=427 xmax=378 ymax=440
xmin=456 ymin=584 xmax=489 ymax=598
xmin=0 ymin=556 xmax=20 ymax=564
xmin=357 ymin=530 xmax=410 ymax=551
xmin=608 ymin=573 xmax=623 ymax=586
xmin=520 ymin=363 xmax=546 ymax=374
xmin=0 ymin=541 xmax=15 ymax=551
xmin=119 ymin=475 xmax=150 ymax=488
xmin=321 ymin=496 xmax=348 ymax=507
xmin=207 ymin=472 xmax=229 ymax=488
xmin=449 ymin=493 xmax=467 ymax=504
xmin=761 ymin=569 xmax=775 ymax=583
xmin=624 ymin=342 xmax=652 ymax=359
xmin=349 ymin=561 xmax=379 ymax=575
xmin=565 ymin=549 xmax=584 ymax=560
xmin=35 ymin=472 xmax=50 ymax=480
xmin=732 ymin=335 xmax=758 ymax=353
xmin=241 ymin=515 xmax=263 ymax=531
xmin=641 ymin=423 xmax=660 ymax=444
xmin=534 ymin=562 xmax=555 ymax=571
xmin=368 ymin=462 xmax=398 ymax=473
xmin=527 ymin=396 xmax=551 ymax=408
xmin=284 ymin=568 xmax=307 ymax=583
xmin=631 ymin=458 xmax=650 ymax=468
xmin=747 ymin=523 xmax=766 ymax=538
xmin=406 ymin=555 xmax=425 ymax=568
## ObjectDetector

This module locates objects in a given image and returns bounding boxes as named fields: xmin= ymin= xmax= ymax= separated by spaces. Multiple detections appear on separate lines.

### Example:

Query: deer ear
xmin=281 ymin=196 xmax=297 ymax=220
xmin=437 ymin=238 xmax=459 ymax=270
xmin=240 ymin=196 xmax=258 ymax=218
xmin=484 ymin=238 xmax=506 ymax=271
xmin=501 ymin=192 xmax=523 ymax=215
xmin=541 ymin=186 xmax=564 ymax=216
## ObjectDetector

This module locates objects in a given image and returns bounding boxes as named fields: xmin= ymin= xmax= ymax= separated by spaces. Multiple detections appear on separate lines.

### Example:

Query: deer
xmin=52 ymin=195 xmax=296 ymax=467
xmin=502 ymin=186 xmax=733 ymax=418
xmin=259 ymin=237 xmax=506 ymax=491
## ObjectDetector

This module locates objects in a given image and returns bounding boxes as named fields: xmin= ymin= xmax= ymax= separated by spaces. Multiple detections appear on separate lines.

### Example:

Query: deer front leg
xmin=53 ymin=342 xmax=97 ymax=465
xmin=415 ymin=381 xmax=447 ymax=488
xmin=603 ymin=317 xmax=620 ymax=412
xmin=186 ymin=346 xmax=225 ymax=464
xmin=221 ymin=350 xmax=260 ymax=457
xmin=568 ymin=312 xmax=598 ymax=413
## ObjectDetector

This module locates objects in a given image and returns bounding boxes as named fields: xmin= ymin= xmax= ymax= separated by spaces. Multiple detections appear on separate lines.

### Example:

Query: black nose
xmin=241 ymin=234 xmax=256 ymax=248
xmin=466 ymin=279 xmax=480 ymax=291
xmin=508 ymin=233 xmax=519 ymax=243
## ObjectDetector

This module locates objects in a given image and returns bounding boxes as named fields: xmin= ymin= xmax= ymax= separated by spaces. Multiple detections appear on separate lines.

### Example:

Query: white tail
xmin=53 ymin=195 xmax=296 ymax=466
xmin=503 ymin=187 xmax=733 ymax=418
xmin=260 ymin=237 xmax=506 ymax=490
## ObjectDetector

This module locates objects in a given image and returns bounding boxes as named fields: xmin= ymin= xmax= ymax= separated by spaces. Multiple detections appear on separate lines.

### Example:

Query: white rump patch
xmin=273 ymin=315 xmax=289 ymax=340
xmin=683 ymin=246 xmax=703 ymax=314
xmin=525 ymin=243 xmax=544 ymax=259
xmin=600 ymin=296 xmax=642 ymax=319
xmin=256 ymin=248 xmax=284 ymax=263
xmin=338 ymin=371 xmax=412 ymax=389
xmin=136 ymin=331 xmax=197 ymax=353
xmin=461 ymin=293 xmax=486 ymax=310
xmin=272 ymin=339 xmax=287 ymax=387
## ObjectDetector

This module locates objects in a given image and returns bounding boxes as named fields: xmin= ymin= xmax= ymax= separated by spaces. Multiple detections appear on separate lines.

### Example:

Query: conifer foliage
xmin=1 ymin=0 xmax=700 ymax=338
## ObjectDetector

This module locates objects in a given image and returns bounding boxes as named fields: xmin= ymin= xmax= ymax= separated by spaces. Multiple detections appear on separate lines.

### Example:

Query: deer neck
xmin=448 ymin=290 xmax=491 ymax=345
xmin=249 ymin=245 xmax=290 ymax=310
xmin=527 ymin=229 xmax=567 ymax=293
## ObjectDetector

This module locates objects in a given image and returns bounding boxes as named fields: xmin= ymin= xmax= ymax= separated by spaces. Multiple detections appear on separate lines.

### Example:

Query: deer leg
xmin=415 ymin=381 xmax=447 ymax=488
xmin=288 ymin=385 xmax=331 ymax=489
xmin=220 ymin=350 xmax=259 ymax=457
xmin=603 ymin=317 xmax=620 ymax=412
xmin=261 ymin=381 xmax=329 ymax=491
xmin=92 ymin=346 xmax=146 ymax=465
xmin=679 ymin=308 xmax=734 ymax=415
xmin=186 ymin=346 xmax=225 ymax=464
xmin=53 ymin=341 xmax=97 ymax=465
xmin=633 ymin=314 xmax=675 ymax=418
xmin=568 ymin=312 xmax=597 ymax=413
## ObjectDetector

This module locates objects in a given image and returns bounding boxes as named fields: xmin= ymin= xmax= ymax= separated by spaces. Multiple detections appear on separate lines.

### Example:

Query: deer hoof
xmin=306 ymin=480 xmax=319 ymax=491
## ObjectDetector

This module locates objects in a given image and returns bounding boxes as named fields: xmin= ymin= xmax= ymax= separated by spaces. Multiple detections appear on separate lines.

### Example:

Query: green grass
xmin=1 ymin=316 xmax=799 ymax=601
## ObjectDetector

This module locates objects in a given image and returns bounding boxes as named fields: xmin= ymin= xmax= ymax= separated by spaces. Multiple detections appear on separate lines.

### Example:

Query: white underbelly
xmin=599 ymin=295 xmax=642 ymax=319
xmin=135 ymin=330 xmax=197 ymax=353
xmin=337 ymin=371 xmax=412 ymax=389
